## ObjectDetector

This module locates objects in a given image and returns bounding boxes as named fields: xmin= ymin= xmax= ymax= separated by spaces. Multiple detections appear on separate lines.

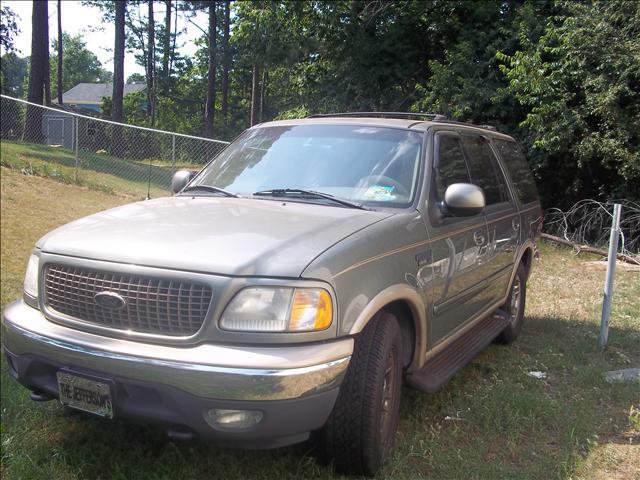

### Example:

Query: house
xmin=54 ymin=83 xmax=145 ymax=112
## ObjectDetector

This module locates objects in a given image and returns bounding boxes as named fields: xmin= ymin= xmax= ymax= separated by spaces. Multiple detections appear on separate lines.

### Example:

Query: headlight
xmin=23 ymin=252 xmax=40 ymax=298
xmin=220 ymin=287 xmax=333 ymax=332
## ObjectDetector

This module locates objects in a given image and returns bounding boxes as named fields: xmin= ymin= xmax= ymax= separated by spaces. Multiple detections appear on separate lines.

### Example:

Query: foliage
xmin=0 ymin=5 xmax=19 ymax=57
xmin=497 ymin=0 xmax=640 ymax=207
xmin=0 ymin=54 xmax=27 ymax=97
xmin=49 ymin=33 xmax=112 ymax=99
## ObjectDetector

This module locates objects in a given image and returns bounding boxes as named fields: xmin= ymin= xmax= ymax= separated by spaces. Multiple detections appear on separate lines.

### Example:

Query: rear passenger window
xmin=461 ymin=135 xmax=510 ymax=205
xmin=494 ymin=139 xmax=539 ymax=204
xmin=435 ymin=134 xmax=470 ymax=201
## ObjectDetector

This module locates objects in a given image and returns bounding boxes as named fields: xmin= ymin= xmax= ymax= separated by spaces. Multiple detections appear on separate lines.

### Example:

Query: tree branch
xmin=541 ymin=233 xmax=640 ymax=266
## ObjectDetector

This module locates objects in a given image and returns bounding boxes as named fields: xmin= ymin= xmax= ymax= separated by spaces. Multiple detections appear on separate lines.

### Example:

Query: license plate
xmin=57 ymin=372 xmax=113 ymax=418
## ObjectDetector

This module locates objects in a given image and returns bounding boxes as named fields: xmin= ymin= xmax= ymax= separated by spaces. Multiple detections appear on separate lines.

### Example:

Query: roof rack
xmin=306 ymin=112 xmax=499 ymax=132
xmin=307 ymin=112 xmax=449 ymax=121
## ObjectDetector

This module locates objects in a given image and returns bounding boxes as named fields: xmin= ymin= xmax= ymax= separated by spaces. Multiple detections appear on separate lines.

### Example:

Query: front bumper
xmin=2 ymin=300 xmax=353 ymax=447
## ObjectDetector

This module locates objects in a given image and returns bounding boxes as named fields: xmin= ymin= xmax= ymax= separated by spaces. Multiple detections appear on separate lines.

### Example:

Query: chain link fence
xmin=0 ymin=95 xmax=229 ymax=198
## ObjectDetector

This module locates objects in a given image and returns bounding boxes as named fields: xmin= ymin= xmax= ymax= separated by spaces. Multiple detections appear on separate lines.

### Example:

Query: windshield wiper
xmin=253 ymin=188 xmax=368 ymax=210
xmin=181 ymin=185 xmax=239 ymax=198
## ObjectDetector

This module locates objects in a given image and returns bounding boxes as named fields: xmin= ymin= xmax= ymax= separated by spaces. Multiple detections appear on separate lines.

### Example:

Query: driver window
xmin=435 ymin=134 xmax=471 ymax=201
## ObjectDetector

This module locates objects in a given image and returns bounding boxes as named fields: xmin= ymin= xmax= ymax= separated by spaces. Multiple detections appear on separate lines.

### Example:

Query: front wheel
xmin=496 ymin=263 xmax=527 ymax=344
xmin=321 ymin=312 xmax=403 ymax=476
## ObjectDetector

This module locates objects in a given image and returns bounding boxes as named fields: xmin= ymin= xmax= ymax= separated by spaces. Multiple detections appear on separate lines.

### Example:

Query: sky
xmin=3 ymin=0 xmax=208 ymax=80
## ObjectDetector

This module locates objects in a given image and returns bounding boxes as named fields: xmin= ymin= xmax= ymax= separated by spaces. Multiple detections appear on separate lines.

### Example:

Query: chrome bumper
xmin=1 ymin=300 xmax=352 ymax=401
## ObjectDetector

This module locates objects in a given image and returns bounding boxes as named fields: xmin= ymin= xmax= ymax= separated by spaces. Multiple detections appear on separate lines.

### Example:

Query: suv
xmin=2 ymin=113 xmax=541 ymax=476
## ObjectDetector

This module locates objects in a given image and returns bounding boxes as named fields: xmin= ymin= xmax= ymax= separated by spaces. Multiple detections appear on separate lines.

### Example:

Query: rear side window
xmin=461 ymin=135 xmax=510 ymax=205
xmin=494 ymin=139 xmax=539 ymax=204
xmin=435 ymin=134 xmax=470 ymax=201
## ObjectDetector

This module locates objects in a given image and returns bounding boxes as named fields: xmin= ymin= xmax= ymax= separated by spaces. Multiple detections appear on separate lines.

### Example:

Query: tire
xmin=496 ymin=263 xmax=527 ymax=344
xmin=321 ymin=312 xmax=403 ymax=476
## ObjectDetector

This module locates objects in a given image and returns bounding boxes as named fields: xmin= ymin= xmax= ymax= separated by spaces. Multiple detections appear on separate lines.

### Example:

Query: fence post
xmin=171 ymin=134 xmax=176 ymax=178
xmin=598 ymin=203 xmax=622 ymax=350
xmin=74 ymin=117 xmax=79 ymax=183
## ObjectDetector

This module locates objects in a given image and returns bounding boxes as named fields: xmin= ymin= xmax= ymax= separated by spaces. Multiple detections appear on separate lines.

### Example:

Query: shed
xmin=42 ymin=108 xmax=76 ymax=149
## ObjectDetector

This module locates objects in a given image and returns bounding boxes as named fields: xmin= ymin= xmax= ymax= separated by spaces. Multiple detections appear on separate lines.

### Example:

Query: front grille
xmin=44 ymin=264 xmax=212 ymax=336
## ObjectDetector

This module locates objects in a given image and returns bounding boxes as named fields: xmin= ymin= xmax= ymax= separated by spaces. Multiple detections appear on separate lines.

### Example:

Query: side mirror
xmin=171 ymin=170 xmax=196 ymax=194
xmin=443 ymin=183 xmax=485 ymax=217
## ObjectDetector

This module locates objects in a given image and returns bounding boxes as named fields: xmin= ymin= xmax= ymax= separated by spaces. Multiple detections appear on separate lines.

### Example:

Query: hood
xmin=37 ymin=196 xmax=392 ymax=277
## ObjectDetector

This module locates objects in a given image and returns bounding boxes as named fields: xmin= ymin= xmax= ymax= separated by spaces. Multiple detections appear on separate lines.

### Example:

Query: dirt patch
xmin=584 ymin=260 xmax=640 ymax=272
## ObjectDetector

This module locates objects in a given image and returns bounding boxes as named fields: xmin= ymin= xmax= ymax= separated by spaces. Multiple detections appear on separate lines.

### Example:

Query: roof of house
xmin=58 ymin=83 xmax=145 ymax=105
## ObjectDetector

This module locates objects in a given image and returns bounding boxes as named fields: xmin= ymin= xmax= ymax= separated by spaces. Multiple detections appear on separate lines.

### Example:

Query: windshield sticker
xmin=363 ymin=185 xmax=396 ymax=201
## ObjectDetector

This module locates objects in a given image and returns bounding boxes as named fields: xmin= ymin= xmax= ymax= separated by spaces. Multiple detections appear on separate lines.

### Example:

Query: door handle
xmin=473 ymin=230 xmax=486 ymax=246
xmin=512 ymin=218 xmax=520 ymax=231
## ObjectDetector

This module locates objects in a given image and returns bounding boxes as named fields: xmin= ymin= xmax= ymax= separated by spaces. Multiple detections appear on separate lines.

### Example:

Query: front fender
xmin=347 ymin=284 xmax=427 ymax=372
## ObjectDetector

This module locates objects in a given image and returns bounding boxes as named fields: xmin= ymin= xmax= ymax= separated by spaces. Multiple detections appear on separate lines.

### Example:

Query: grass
xmin=0 ymin=139 xmax=189 ymax=199
xmin=1 ymin=166 xmax=638 ymax=479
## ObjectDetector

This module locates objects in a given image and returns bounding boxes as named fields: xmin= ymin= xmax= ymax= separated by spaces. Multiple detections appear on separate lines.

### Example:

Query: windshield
xmin=192 ymin=124 xmax=423 ymax=207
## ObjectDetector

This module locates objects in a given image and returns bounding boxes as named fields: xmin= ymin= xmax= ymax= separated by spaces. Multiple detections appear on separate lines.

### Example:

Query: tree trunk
xmin=44 ymin=57 xmax=52 ymax=106
xmin=112 ymin=0 xmax=126 ymax=157
xmin=170 ymin=0 xmax=177 ymax=78
xmin=204 ymin=1 xmax=216 ymax=138
xmin=162 ymin=0 xmax=171 ymax=94
xmin=221 ymin=0 xmax=230 ymax=128
xmin=24 ymin=0 xmax=49 ymax=142
xmin=250 ymin=63 xmax=260 ymax=127
xmin=147 ymin=0 xmax=155 ymax=125
xmin=259 ymin=68 xmax=267 ymax=123
xmin=112 ymin=1 xmax=126 ymax=123
xmin=57 ymin=0 xmax=63 ymax=104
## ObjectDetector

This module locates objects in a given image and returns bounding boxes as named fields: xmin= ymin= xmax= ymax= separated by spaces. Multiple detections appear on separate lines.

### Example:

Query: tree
xmin=112 ymin=0 xmax=126 ymax=123
xmin=221 ymin=0 xmax=230 ymax=127
xmin=498 ymin=0 xmax=640 ymax=206
xmin=49 ymin=33 xmax=112 ymax=99
xmin=0 ymin=54 xmax=27 ymax=96
xmin=56 ymin=0 xmax=63 ymax=104
xmin=127 ymin=73 xmax=146 ymax=84
xmin=161 ymin=0 xmax=171 ymax=94
xmin=204 ymin=1 xmax=216 ymax=137
xmin=0 ymin=5 xmax=21 ymax=95
xmin=0 ymin=5 xmax=19 ymax=57
xmin=24 ymin=0 xmax=49 ymax=142
xmin=147 ymin=0 xmax=156 ymax=124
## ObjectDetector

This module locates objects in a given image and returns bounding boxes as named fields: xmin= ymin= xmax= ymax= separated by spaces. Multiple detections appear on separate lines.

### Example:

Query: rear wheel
xmin=496 ymin=263 xmax=527 ymax=344
xmin=321 ymin=312 xmax=403 ymax=476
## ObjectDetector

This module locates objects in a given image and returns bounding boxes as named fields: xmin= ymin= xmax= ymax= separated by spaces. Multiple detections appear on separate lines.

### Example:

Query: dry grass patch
xmin=0 ymin=167 xmax=131 ymax=304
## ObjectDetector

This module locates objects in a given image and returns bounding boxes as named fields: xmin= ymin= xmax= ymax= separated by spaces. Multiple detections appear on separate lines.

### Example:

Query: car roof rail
xmin=306 ymin=112 xmax=499 ymax=132
xmin=430 ymin=117 xmax=499 ymax=132
xmin=307 ymin=112 xmax=448 ymax=121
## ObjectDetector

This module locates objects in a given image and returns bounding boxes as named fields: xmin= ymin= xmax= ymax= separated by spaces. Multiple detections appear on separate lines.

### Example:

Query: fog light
xmin=205 ymin=409 xmax=263 ymax=430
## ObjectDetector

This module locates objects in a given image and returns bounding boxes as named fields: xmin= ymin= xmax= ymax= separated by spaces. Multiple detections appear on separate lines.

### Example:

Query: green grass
xmin=1 ymin=167 xmax=638 ymax=479
xmin=0 ymin=139 xmax=188 ymax=199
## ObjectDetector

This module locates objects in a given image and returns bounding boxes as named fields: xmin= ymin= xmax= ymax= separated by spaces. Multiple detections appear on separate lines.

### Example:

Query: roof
xmin=58 ymin=83 xmax=145 ymax=104
xmin=255 ymin=116 xmax=513 ymax=138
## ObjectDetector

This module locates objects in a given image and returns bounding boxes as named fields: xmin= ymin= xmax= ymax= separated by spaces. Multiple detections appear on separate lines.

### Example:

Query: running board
xmin=406 ymin=310 xmax=509 ymax=393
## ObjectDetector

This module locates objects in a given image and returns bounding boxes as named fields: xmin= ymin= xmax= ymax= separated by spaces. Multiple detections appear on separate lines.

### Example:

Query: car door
xmin=422 ymin=130 xmax=491 ymax=347
xmin=461 ymin=134 xmax=519 ymax=305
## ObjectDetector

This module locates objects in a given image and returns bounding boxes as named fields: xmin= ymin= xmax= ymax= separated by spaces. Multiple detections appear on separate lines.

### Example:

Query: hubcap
xmin=509 ymin=277 xmax=521 ymax=326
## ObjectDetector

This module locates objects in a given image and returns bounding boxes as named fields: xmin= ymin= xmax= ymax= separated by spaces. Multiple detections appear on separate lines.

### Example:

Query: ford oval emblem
xmin=94 ymin=291 xmax=126 ymax=310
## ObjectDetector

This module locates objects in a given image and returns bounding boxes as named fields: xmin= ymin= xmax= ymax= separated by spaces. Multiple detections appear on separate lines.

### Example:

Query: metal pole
xmin=598 ymin=203 xmax=622 ymax=350
xmin=171 ymin=134 xmax=176 ymax=178
xmin=74 ymin=117 xmax=79 ymax=182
